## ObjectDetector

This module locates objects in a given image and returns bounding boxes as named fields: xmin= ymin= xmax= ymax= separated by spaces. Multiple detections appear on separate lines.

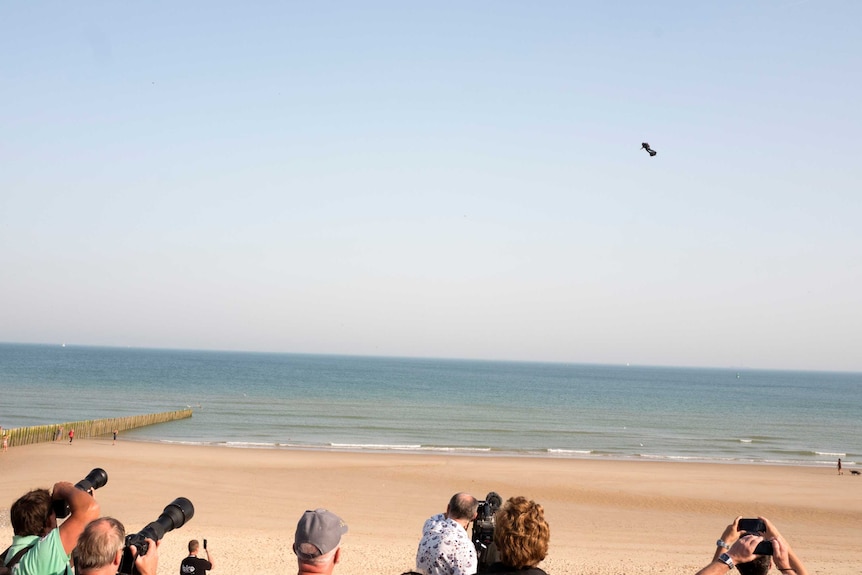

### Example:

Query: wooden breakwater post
xmin=1 ymin=409 xmax=193 ymax=448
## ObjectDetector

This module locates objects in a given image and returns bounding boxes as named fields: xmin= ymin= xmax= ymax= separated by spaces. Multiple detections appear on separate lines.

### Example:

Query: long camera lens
xmin=136 ymin=497 xmax=195 ymax=544
xmin=118 ymin=498 xmax=194 ymax=575
xmin=53 ymin=468 xmax=108 ymax=518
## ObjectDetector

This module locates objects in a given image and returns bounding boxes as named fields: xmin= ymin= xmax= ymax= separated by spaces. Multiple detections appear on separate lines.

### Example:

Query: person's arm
xmin=762 ymin=518 xmax=808 ymax=575
xmin=711 ymin=516 xmax=743 ymax=561
xmin=205 ymin=547 xmax=215 ymax=570
xmin=695 ymin=535 xmax=760 ymax=575
xmin=54 ymin=482 xmax=100 ymax=554
xmin=132 ymin=538 xmax=159 ymax=575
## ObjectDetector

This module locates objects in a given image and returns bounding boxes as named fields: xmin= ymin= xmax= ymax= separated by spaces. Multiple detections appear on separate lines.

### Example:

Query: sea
xmin=1 ymin=343 xmax=859 ymax=468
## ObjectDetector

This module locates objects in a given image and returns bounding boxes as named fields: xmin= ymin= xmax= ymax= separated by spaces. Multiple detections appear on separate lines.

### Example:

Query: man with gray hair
xmin=415 ymin=492 xmax=479 ymax=575
xmin=73 ymin=517 xmax=159 ymax=575
xmin=293 ymin=509 xmax=348 ymax=575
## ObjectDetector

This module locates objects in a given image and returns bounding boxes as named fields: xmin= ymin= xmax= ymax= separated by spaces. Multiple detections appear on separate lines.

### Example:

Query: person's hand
xmin=771 ymin=537 xmax=792 ymax=570
xmin=51 ymin=481 xmax=76 ymax=501
xmin=719 ymin=516 xmax=743 ymax=546
xmin=727 ymin=533 xmax=761 ymax=565
xmin=131 ymin=538 xmax=159 ymax=575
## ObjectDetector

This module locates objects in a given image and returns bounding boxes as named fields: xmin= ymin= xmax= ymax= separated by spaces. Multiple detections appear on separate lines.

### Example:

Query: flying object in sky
xmin=641 ymin=142 xmax=657 ymax=157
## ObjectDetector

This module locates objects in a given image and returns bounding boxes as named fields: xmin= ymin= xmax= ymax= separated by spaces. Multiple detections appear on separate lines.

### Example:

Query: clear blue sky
xmin=2 ymin=2 xmax=860 ymax=371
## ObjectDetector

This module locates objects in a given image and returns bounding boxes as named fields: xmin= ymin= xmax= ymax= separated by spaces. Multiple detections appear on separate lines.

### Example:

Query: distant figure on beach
xmin=69 ymin=429 xmax=75 ymax=444
xmin=55 ymin=427 xmax=62 ymax=441
xmin=695 ymin=516 xmax=809 ymax=575
xmin=2 ymin=433 xmax=8 ymax=453
xmin=75 ymin=517 xmax=159 ymax=575
xmin=838 ymin=458 xmax=843 ymax=475
xmin=293 ymin=509 xmax=348 ymax=575
xmin=486 ymin=496 xmax=549 ymax=575
xmin=415 ymin=492 xmax=479 ymax=575
xmin=112 ymin=430 xmax=118 ymax=445
xmin=181 ymin=539 xmax=214 ymax=575
xmin=6 ymin=480 xmax=100 ymax=575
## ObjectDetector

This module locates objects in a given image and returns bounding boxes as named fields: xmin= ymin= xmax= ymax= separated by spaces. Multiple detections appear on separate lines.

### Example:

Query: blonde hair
xmin=75 ymin=517 xmax=125 ymax=572
xmin=493 ymin=496 xmax=550 ymax=569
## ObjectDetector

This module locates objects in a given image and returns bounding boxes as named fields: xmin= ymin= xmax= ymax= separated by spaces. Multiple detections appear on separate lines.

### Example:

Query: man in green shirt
xmin=5 ymin=482 xmax=100 ymax=575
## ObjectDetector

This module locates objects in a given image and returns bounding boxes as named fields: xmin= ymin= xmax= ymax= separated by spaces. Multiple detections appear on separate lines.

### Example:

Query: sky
xmin=2 ymin=1 xmax=861 ymax=371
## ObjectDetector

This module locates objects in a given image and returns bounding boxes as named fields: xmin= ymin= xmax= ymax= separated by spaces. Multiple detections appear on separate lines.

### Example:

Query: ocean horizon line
xmin=2 ymin=340 xmax=859 ymax=375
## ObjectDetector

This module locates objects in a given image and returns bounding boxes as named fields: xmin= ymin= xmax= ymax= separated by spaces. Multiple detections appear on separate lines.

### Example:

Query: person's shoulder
xmin=13 ymin=531 xmax=68 ymax=572
xmin=422 ymin=513 xmax=446 ymax=530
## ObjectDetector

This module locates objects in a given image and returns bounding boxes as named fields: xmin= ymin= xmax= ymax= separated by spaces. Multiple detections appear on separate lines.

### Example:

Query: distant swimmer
xmin=641 ymin=142 xmax=657 ymax=157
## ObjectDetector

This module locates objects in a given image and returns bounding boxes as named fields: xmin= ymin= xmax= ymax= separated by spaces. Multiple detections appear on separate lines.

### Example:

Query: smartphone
xmin=738 ymin=518 xmax=765 ymax=533
xmin=203 ymin=539 xmax=207 ymax=550
xmin=753 ymin=540 xmax=773 ymax=556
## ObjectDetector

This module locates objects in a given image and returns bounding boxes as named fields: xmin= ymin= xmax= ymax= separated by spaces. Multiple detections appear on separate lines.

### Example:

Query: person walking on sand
xmin=69 ymin=429 xmax=75 ymax=444
xmin=112 ymin=430 xmax=118 ymax=445
xmin=2 ymin=433 xmax=8 ymax=453
xmin=838 ymin=458 xmax=843 ymax=475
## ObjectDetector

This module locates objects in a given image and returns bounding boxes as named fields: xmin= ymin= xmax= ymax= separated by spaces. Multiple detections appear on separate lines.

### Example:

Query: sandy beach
xmin=1 ymin=440 xmax=859 ymax=574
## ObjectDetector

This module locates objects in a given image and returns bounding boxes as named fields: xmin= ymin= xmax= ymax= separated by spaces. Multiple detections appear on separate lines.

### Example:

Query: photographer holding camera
xmin=3 ymin=480 xmax=100 ymax=575
xmin=695 ymin=516 xmax=809 ymax=575
xmin=181 ymin=539 xmax=214 ymax=575
xmin=415 ymin=492 xmax=480 ymax=575
xmin=74 ymin=518 xmax=159 ymax=575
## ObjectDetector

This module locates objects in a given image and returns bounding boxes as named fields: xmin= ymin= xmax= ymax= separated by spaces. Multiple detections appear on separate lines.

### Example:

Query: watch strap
xmin=718 ymin=552 xmax=735 ymax=569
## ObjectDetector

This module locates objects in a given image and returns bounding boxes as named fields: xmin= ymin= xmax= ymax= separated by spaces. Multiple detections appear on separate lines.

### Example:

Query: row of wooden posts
xmin=1 ymin=409 xmax=193 ymax=447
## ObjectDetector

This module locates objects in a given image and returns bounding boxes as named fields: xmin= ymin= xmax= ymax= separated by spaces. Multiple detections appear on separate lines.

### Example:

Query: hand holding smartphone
xmin=737 ymin=518 xmax=765 ymax=533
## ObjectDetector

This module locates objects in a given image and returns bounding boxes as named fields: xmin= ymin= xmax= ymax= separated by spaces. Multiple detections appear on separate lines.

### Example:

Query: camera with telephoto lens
xmin=117 ymin=497 xmax=194 ymax=575
xmin=472 ymin=491 xmax=502 ymax=572
xmin=52 ymin=468 xmax=108 ymax=518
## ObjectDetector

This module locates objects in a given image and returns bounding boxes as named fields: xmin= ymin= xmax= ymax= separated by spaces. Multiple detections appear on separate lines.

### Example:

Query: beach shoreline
xmin=94 ymin=434 xmax=853 ymax=469
xmin=2 ymin=440 xmax=860 ymax=574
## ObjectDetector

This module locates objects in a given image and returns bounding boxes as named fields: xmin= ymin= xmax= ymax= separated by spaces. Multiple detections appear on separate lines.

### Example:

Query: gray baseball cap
xmin=293 ymin=509 xmax=348 ymax=560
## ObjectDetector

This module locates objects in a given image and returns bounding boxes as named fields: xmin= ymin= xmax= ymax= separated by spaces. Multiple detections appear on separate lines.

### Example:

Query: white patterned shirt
xmin=415 ymin=513 xmax=478 ymax=575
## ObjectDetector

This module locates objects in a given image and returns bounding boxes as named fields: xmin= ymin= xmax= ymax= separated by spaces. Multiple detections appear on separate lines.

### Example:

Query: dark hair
xmin=11 ymin=489 xmax=52 ymax=536
xmin=737 ymin=556 xmax=771 ymax=575
xmin=493 ymin=496 xmax=550 ymax=569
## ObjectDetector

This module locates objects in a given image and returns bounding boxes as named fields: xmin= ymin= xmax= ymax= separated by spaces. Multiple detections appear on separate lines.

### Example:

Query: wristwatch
xmin=716 ymin=539 xmax=730 ymax=550
xmin=717 ymin=553 xmax=734 ymax=570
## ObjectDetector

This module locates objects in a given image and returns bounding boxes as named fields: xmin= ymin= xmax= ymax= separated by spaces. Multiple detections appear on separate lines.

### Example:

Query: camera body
xmin=117 ymin=497 xmax=195 ymax=575
xmin=471 ymin=492 xmax=502 ymax=572
xmin=53 ymin=468 xmax=108 ymax=518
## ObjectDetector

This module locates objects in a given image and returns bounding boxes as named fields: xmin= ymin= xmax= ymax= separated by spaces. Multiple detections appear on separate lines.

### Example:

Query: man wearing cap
xmin=293 ymin=509 xmax=348 ymax=575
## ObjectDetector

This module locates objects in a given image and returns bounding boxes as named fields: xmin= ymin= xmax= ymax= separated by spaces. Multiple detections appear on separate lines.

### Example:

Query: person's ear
xmin=113 ymin=549 xmax=123 ymax=567
xmin=334 ymin=547 xmax=342 ymax=564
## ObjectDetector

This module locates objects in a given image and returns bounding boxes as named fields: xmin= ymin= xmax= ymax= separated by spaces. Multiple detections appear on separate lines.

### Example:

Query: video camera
xmin=471 ymin=491 xmax=502 ymax=572
xmin=117 ymin=497 xmax=194 ymax=575
xmin=53 ymin=468 xmax=108 ymax=518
